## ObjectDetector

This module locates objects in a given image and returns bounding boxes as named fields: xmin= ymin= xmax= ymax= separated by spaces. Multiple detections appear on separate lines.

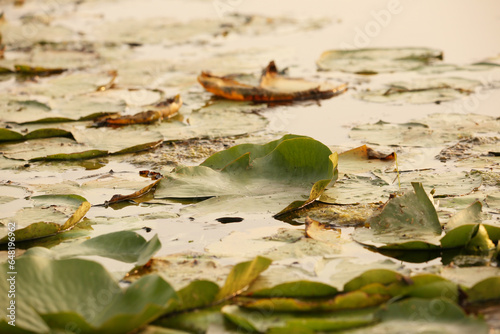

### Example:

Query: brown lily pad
xmin=198 ymin=61 xmax=347 ymax=102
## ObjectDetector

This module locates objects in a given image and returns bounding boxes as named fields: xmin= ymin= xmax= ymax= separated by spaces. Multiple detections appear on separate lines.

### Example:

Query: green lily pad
xmin=0 ymin=194 xmax=91 ymax=244
xmin=440 ymin=224 xmax=498 ymax=252
xmin=222 ymin=305 xmax=377 ymax=333
xmin=248 ymin=280 xmax=338 ymax=298
xmin=356 ymin=77 xmax=481 ymax=104
xmin=0 ymin=255 xmax=177 ymax=333
xmin=236 ymin=290 xmax=389 ymax=312
xmin=316 ymin=47 xmax=443 ymax=74
xmin=153 ymin=135 xmax=338 ymax=216
xmin=0 ymin=127 xmax=73 ymax=142
xmin=138 ymin=326 xmax=191 ymax=334
xmin=23 ymin=231 xmax=161 ymax=266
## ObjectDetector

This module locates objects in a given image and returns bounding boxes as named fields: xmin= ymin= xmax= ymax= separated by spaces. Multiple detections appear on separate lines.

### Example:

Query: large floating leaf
xmin=153 ymin=135 xmax=338 ymax=216
xmin=0 ymin=255 xmax=177 ymax=333
xmin=198 ymin=61 xmax=347 ymax=102
xmin=356 ymin=77 xmax=481 ymax=104
xmin=316 ymin=47 xmax=443 ymax=74
xmin=0 ymin=194 xmax=90 ymax=244
xmin=23 ymin=231 xmax=161 ymax=266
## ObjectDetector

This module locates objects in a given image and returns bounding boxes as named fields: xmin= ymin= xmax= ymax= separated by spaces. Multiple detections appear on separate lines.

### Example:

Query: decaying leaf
xmin=305 ymin=216 xmax=341 ymax=243
xmin=105 ymin=178 xmax=162 ymax=206
xmin=94 ymin=95 xmax=182 ymax=127
xmin=198 ymin=61 xmax=347 ymax=102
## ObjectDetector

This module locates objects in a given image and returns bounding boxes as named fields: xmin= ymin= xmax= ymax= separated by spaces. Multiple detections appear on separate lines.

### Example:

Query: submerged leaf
xmin=198 ymin=61 xmax=347 ymax=102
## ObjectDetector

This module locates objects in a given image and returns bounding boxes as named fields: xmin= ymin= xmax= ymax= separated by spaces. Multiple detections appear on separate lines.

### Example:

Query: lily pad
xmin=320 ymin=174 xmax=393 ymax=204
xmin=153 ymin=135 xmax=338 ymax=216
xmin=0 ymin=194 xmax=91 ymax=243
xmin=348 ymin=298 xmax=489 ymax=334
xmin=356 ymin=77 xmax=481 ymax=104
xmin=0 ymin=127 xmax=73 ymax=142
xmin=440 ymin=224 xmax=496 ymax=253
xmin=0 ymin=255 xmax=177 ymax=333
xmin=467 ymin=277 xmax=500 ymax=303
xmin=336 ymin=145 xmax=395 ymax=174
xmin=316 ymin=47 xmax=443 ymax=74
xmin=353 ymin=183 xmax=442 ymax=250
xmin=305 ymin=217 xmax=341 ymax=243
xmin=23 ymin=231 xmax=161 ymax=266
xmin=350 ymin=113 xmax=500 ymax=147
xmin=248 ymin=280 xmax=338 ymax=298
xmin=216 ymin=256 xmax=272 ymax=301
xmin=222 ymin=305 xmax=376 ymax=333
xmin=236 ymin=290 xmax=389 ymax=312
